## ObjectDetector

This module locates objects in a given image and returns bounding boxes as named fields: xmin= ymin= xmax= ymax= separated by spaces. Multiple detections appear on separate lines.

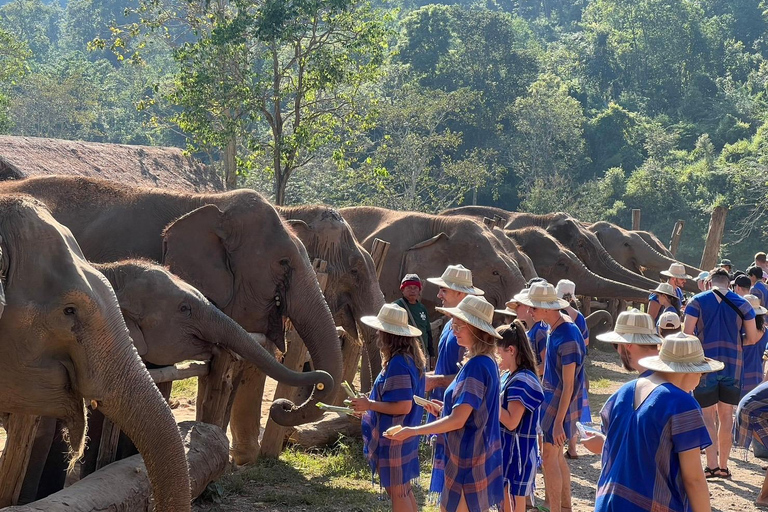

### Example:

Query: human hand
xmin=553 ymin=424 xmax=566 ymax=447
xmin=425 ymin=373 xmax=443 ymax=392
xmin=385 ymin=426 xmax=413 ymax=441
xmin=422 ymin=399 xmax=443 ymax=417
xmin=350 ymin=396 xmax=372 ymax=412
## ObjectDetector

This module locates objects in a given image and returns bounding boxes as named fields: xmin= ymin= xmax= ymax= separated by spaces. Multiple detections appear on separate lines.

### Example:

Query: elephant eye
xmin=279 ymin=258 xmax=290 ymax=266
xmin=492 ymin=270 xmax=500 ymax=276
xmin=63 ymin=306 xmax=76 ymax=316
xmin=179 ymin=303 xmax=191 ymax=315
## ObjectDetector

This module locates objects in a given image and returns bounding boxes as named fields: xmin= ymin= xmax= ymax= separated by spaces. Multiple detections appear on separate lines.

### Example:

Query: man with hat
xmin=515 ymin=281 xmax=585 ymax=512
xmin=424 ymin=264 xmax=483 ymax=496
xmin=749 ymin=266 xmax=768 ymax=309
xmin=696 ymin=271 xmax=711 ymax=292
xmin=597 ymin=309 xmax=662 ymax=375
xmin=720 ymin=258 xmax=734 ymax=276
xmin=684 ymin=267 xmax=761 ymax=479
xmin=733 ymin=274 xmax=752 ymax=297
xmin=395 ymin=273 xmax=435 ymax=368
xmin=647 ymin=263 xmax=689 ymax=322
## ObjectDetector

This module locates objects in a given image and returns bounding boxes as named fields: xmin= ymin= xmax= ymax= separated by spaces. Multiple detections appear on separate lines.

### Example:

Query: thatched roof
xmin=0 ymin=135 xmax=224 ymax=192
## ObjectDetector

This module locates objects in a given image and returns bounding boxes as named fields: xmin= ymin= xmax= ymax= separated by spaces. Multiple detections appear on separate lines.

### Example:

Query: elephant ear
xmin=401 ymin=232 xmax=450 ymax=278
xmin=163 ymin=205 xmax=234 ymax=309
xmin=124 ymin=316 xmax=148 ymax=357
xmin=285 ymin=219 xmax=312 ymax=246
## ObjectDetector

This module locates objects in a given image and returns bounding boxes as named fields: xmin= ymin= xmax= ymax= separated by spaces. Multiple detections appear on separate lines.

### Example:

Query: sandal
xmin=716 ymin=467 xmax=732 ymax=479
xmin=564 ymin=451 xmax=579 ymax=460
xmin=704 ymin=467 xmax=719 ymax=479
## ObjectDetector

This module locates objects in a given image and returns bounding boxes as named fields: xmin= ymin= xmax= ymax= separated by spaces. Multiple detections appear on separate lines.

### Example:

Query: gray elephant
xmin=0 ymin=195 xmax=189 ymax=511
xmin=634 ymin=229 xmax=675 ymax=258
xmin=0 ymin=176 xmax=341 ymax=465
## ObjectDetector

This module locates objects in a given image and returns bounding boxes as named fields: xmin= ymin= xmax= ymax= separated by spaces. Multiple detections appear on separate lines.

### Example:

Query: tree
xmin=0 ymin=0 xmax=62 ymax=60
xmin=0 ymin=27 xmax=29 ymax=132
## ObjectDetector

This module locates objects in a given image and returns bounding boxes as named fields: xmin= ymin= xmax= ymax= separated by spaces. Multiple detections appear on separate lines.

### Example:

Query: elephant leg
xmin=360 ymin=349 xmax=372 ymax=392
xmin=230 ymin=366 xmax=268 ymax=465
xmin=18 ymin=417 xmax=59 ymax=504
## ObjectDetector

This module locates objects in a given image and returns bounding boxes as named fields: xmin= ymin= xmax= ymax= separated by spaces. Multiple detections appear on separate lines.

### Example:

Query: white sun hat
xmin=426 ymin=264 xmax=484 ymax=295
xmin=638 ymin=332 xmax=724 ymax=374
xmin=660 ymin=263 xmax=692 ymax=280
xmin=436 ymin=295 xmax=503 ymax=339
xmin=360 ymin=303 xmax=422 ymax=337
xmin=555 ymin=279 xmax=576 ymax=299
xmin=596 ymin=309 xmax=663 ymax=345
xmin=745 ymin=294 xmax=768 ymax=316
xmin=495 ymin=290 xmax=525 ymax=316
xmin=515 ymin=282 xmax=569 ymax=310
xmin=652 ymin=282 xmax=677 ymax=298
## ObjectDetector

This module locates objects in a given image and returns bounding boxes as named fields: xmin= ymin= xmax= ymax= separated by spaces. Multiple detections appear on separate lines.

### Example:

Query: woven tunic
xmin=735 ymin=380 xmax=768 ymax=450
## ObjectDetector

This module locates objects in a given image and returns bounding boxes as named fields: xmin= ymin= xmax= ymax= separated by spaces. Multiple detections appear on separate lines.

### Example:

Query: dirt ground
xmin=3 ymin=349 xmax=768 ymax=511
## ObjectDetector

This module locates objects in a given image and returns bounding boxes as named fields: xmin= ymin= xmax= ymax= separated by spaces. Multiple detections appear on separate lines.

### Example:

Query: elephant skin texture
xmin=0 ymin=195 xmax=190 ymax=512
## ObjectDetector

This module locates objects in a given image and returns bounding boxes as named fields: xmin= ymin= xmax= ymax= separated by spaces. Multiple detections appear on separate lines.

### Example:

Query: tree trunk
xmin=224 ymin=135 xmax=237 ymax=190
xmin=700 ymin=206 xmax=728 ymax=271
xmin=289 ymin=413 xmax=362 ymax=448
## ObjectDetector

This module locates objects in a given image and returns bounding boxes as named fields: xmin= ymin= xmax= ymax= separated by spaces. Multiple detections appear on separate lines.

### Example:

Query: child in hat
xmin=496 ymin=320 xmax=544 ymax=512
xmin=388 ymin=295 xmax=504 ymax=512
xmin=353 ymin=304 xmax=427 ymax=511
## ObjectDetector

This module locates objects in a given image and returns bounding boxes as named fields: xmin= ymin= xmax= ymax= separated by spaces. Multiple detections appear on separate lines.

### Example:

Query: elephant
xmin=504 ymin=227 xmax=650 ymax=301
xmin=587 ymin=221 xmax=702 ymax=293
xmin=0 ymin=176 xmax=342 ymax=464
xmin=277 ymin=205 xmax=386 ymax=390
xmin=0 ymin=195 xmax=189 ymax=511
xmin=441 ymin=206 xmax=662 ymax=291
xmin=488 ymin=226 xmax=538 ymax=280
xmin=339 ymin=206 xmax=527 ymax=316
xmin=634 ymin=229 xmax=675 ymax=258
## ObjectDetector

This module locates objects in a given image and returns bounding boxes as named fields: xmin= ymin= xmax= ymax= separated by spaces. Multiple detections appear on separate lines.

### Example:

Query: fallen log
xmin=288 ymin=412 xmax=362 ymax=448
xmin=2 ymin=421 xmax=229 ymax=512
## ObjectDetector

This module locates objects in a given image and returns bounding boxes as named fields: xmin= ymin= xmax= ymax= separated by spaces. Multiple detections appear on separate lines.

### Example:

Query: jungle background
xmin=1 ymin=0 xmax=768 ymax=268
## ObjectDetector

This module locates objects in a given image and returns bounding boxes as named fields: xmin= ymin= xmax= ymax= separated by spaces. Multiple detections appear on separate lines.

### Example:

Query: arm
xmin=743 ymin=318 xmax=760 ymax=346
xmin=536 ymin=348 xmax=546 ymax=377
xmin=499 ymin=400 xmax=527 ymax=431
xmin=581 ymin=432 xmax=605 ymax=454
xmin=389 ymin=403 xmax=473 ymax=440
xmin=552 ymin=362 xmax=576 ymax=446
xmin=426 ymin=372 xmax=456 ymax=392
xmin=648 ymin=300 xmax=661 ymax=322
xmin=350 ymin=396 xmax=412 ymax=416
xmin=683 ymin=314 xmax=697 ymax=336
xmin=678 ymin=448 xmax=712 ymax=512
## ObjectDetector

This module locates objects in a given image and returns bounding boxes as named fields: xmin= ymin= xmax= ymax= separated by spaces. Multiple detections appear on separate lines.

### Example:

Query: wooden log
xmin=0 ymin=415 xmax=41 ymax=507
xmin=370 ymin=238 xmax=390 ymax=280
xmin=289 ymin=412 xmax=362 ymax=448
xmin=482 ymin=217 xmax=494 ymax=227
xmin=332 ymin=327 xmax=362 ymax=406
xmin=4 ymin=421 xmax=229 ymax=512
xmin=631 ymin=209 xmax=641 ymax=230
xmin=668 ymin=220 xmax=685 ymax=258
xmin=149 ymin=361 xmax=210 ymax=384
xmin=493 ymin=215 xmax=504 ymax=228
xmin=196 ymin=346 xmax=241 ymax=428
xmin=700 ymin=206 xmax=728 ymax=271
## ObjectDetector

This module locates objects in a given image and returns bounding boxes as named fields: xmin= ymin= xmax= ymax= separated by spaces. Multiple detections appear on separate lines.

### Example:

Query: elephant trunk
xmin=575 ymin=266 xmax=651 ymax=302
xmin=269 ymin=261 xmax=342 ymax=426
xmin=584 ymin=235 xmax=661 ymax=290
xmin=630 ymin=238 xmax=703 ymax=292
xmin=205 ymin=306 xmax=334 ymax=390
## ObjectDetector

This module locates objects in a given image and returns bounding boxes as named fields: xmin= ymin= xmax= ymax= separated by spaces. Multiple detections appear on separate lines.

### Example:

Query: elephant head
xmin=0 ymin=196 xmax=189 ymax=512
xmin=588 ymin=221 xmax=702 ymax=293
xmin=488 ymin=226 xmax=537 ymax=280
xmin=278 ymin=206 xmax=386 ymax=391
xmin=634 ymin=230 xmax=675 ymax=258
xmin=505 ymin=227 xmax=650 ymax=301
xmin=161 ymin=192 xmax=342 ymax=426
xmin=95 ymin=260 xmax=333 ymax=391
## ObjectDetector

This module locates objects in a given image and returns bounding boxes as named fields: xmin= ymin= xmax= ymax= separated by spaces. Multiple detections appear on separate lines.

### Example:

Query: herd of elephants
xmin=0 ymin=176 xmax=704 ymax=510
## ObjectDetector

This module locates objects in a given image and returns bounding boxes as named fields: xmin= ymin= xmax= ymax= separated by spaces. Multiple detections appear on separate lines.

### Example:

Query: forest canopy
xmin=1 ymin=0 xmax=767 ymax=268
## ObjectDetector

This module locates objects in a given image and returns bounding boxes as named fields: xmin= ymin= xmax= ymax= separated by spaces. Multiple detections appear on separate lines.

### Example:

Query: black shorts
xmin=693 ymin=376 xmax=741 ymax=407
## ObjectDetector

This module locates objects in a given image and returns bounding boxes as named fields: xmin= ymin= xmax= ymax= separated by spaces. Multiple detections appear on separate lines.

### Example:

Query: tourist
xmin=740 ymin=295 xmax=768 ymax=398
xmin=734 ymin=379 xmax=768 ymax=508
xmin=424 ymin=264 xmax=484 ymax=495
xmin=590 ymin=332 xmax=722 ymax=511
xmin=354 ymin=303 xmax=427 ymax=512
xmin=734 ymin=274 xmax=752 ymax=297
xmin=395 ymin=273 xmax=435 ymax=369
xmin=388 ymin=295 xmax=504 ymax=512
xmin=697 ymin=271 xmax=711 ymax=292
xmin=515 ymin=282 xmax=585 ymax=512
xmin=750 ymin=266 xmax=768 ymax=309
xmin=658 ymin=310 xmax=682 ymax=337
xmin=648 ymin=263 xmax=690 ymax=321
xmin=720 ymin=258 xmax=734 ymax=277
xmin=496 ymin=320 xmax=544 ymax=512
xmin=596 ymin=309 xmax=662 ymax=375
xmin=684 ymin=267 xmax=760 ymax=479
xmin=494 ymin=297 xmax=519 ymax=324
xmin=755 ymin=252 xmax=768 ymax=279
xmin=651 ymin=282 xmax=682 ymax=324
xmin=525 ymin=278 xmax=550 ymax=375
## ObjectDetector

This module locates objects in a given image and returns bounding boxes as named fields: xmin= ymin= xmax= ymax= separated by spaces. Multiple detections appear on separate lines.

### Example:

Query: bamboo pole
xmin=668 ymin=220 xmax=685 ymax=258
xmin=699 ymin=206 xmax=728 ymax=271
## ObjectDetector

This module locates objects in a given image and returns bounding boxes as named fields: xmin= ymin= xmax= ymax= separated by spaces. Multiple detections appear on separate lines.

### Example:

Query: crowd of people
xmin=348 ymin=251 xmax=768 ymax=512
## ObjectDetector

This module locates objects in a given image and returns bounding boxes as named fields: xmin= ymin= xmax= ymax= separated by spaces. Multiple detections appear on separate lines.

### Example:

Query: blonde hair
xmin=379 ymin=332 xmax=427 ymax=374
xmin=463 ymin=324 xmax=497 ymax=360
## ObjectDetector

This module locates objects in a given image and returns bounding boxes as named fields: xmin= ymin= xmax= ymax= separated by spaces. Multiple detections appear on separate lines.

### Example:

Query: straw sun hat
xmin=660 ymin=262 xmax=692 ymax=280
xmin=514 ymin=282 xmax=569 ymax=310
xmin=436 ymin=295 xmax=503 ymax=339
xmin=494 ymin=290 xmax=525 ymax=316
xmin=638 ymin=332 xmax=724 ymax=374
xmin=360 ymin=304 xmax=422 ymax=338
xmin=596 ymin=309 xmax=662 ymax=345
xmin=651 ymin=282 xmax=677 ymax=298
xmin=745 ymin=294 xmax=768 ymax=315
xmin=426 ymin=264 xmax=485 ymax=295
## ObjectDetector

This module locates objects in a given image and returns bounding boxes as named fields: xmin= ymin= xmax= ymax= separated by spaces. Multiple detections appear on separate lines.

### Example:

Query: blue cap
xmin=696 ymin=271 xmax=710 ymax=282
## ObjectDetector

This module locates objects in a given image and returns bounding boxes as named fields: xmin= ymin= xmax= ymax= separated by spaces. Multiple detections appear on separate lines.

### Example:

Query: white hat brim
xmin=426 ymin=277 xmax=484 ymax=295
xmin=596 ymin=331 xmax=663 ymax=345
xmin=660 ymin=270 xmax=692 ymax=279
xmin=435 ymin=306 xmax=503 ymax=339
xmin=755 ymin=306 xmax=768 ymax=315
xmin=494 ymin=308 xmax=517 ymax=316
xmin=516 ymin=296 xmax=570 ymax=310
xmin=637 ymin=355 xmax=724 ymax=374
xmin=360 ymin=315 xmax=422 ymax=337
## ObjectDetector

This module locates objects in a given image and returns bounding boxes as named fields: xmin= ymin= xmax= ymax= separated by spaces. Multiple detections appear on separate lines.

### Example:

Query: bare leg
xmin=717 ymin=402 xmax=734 ymax=471
xmin=567 ymin=435 xmax=578 ymax=457
xmin=501 ymin=483 xmax=512 ymax=512
xmin=757 ymin=468 xmax=768 ymax=506
xmin=558 ymin=447 xmax=572 ymax=509
xmin=702 ymin=405 xmax=718 ymax=469
xmin=512 ymin=494 xmax=527 ymax=512
xmin=542 ymin=442 xmax=563 ymax=512
xmin=388 ymin=484 xmax=415 ymax=512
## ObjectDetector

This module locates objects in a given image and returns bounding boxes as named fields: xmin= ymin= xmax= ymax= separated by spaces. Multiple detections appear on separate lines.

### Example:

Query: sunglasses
xmin=452 ymin=321 xmax=467 ymax=332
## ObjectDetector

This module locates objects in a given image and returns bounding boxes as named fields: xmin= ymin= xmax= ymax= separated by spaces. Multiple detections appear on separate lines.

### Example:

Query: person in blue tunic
xmin=353 ymin=303 xmax=427 ymax=512
xmin=595 ymin=308 xmax=662 ymax=376
xmin=582 ymin=332 xmax=722 ymax=512
xmin=423 ymin=264 xmax=484 ymax=495
xmin=648 ymin=263 xmax=690 ymax=321
xmin=388 ymin=295 xmax=504 ymax=512
xmin=734 ymin=380 xmax=768 ymax=508
xmin=750 ymin=266 xmax=768 ymax=309
xmin=651 ymin=282 xmax=682 ymax=325
xmin=740 ymin=294 xmax=768 ymax=397
xmin=515 ymin=281 xmax=584 ymax=512
xmin=495 ymin=320 xmax=544 ymax=512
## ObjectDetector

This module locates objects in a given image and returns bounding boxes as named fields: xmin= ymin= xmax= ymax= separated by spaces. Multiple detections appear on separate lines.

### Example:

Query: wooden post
xmin=668 ymin=220 xmax=685 ymax=257
xmin=699 ymin=206 xmax=728 ymax=271
xmin=0 ymin=415 xmax=41 ymax=507
xmin=493 ymin=215 xmax=505 ymax=229
xmin=196 ymin=347 xmax=241 ymax=428
xmin=631 ymin=209 xmax=641 ymax=230
xmin=95 ymin=418 xmax=122 ymax=471
xmin=370 ymin=238 xmax=390 ymax=280
xmin=482 ymin=217 xmax=494 ymax=228
xmin=332 ymin=328 xmax=362 ymax=406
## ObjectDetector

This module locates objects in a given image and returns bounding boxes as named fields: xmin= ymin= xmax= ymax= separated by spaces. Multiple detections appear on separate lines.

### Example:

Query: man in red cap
xmin=395 ymin=273 xmax=435 ymax=369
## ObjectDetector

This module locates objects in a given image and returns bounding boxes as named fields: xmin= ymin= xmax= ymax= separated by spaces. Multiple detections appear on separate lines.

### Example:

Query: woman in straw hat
xmin=590 ymin=332 xmax=722 ymax=512
xmin=651 ymin=282 xmax=682 ymax=325
xmin=387 ymin=295 xmax=504 ymax=512
xmin=495 ymin=320 xmax=544 ymax=512
xmin=648 ymin=263 xmax=689 ymax=321
xmin=740 ymin=294 xmax=768 ymax=398
xmin=353 ymin=304 xmax=427 ymax=512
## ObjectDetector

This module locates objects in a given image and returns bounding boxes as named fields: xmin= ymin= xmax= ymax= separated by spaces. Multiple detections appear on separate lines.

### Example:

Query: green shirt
xmin=396 ymin=298 xmax=434 ymax=357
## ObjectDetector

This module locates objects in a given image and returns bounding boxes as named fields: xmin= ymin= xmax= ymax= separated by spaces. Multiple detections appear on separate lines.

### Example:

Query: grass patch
xmin=172 ymin=377 xmax=198 ymax=401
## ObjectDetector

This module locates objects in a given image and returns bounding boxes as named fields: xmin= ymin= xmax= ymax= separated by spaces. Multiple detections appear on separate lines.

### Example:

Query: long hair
xmin=495 ymin=320 xmax=537 ymax=373
xmin=379 ymin=331 xmax=426 ymax=375
xmin=463 ymin=324 xmax=497 ymax=359
xmin=757 ymin=313 xmax=765 ymax=332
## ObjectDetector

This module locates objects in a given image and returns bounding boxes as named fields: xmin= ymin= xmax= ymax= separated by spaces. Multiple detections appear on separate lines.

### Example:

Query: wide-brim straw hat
xmin=427 ymin=264 xmax=484 ymax=295
xmin=660 ymin=262 xmax=692 ymax=280
xmin=436 ymin=295 xmax=503 ymax=339
xmin=745 ymin=294 xmax=768 ymax=315
xmin=515 ymin=282 xmax=569 ymax=310
xmin=596 ymin=309 xmax=663 ymax=345
xmin=494 ymin=306 xmax=517 ymax=316
xmin=360 ymin=303 xmax=422 ymax=337
xmin=638 ymin=332 xmax=724 ymax=373
xmin=652 ymin=282 xmax=677 ymax=298
xmin=495 ymin=291 xmax=525 ymax=316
